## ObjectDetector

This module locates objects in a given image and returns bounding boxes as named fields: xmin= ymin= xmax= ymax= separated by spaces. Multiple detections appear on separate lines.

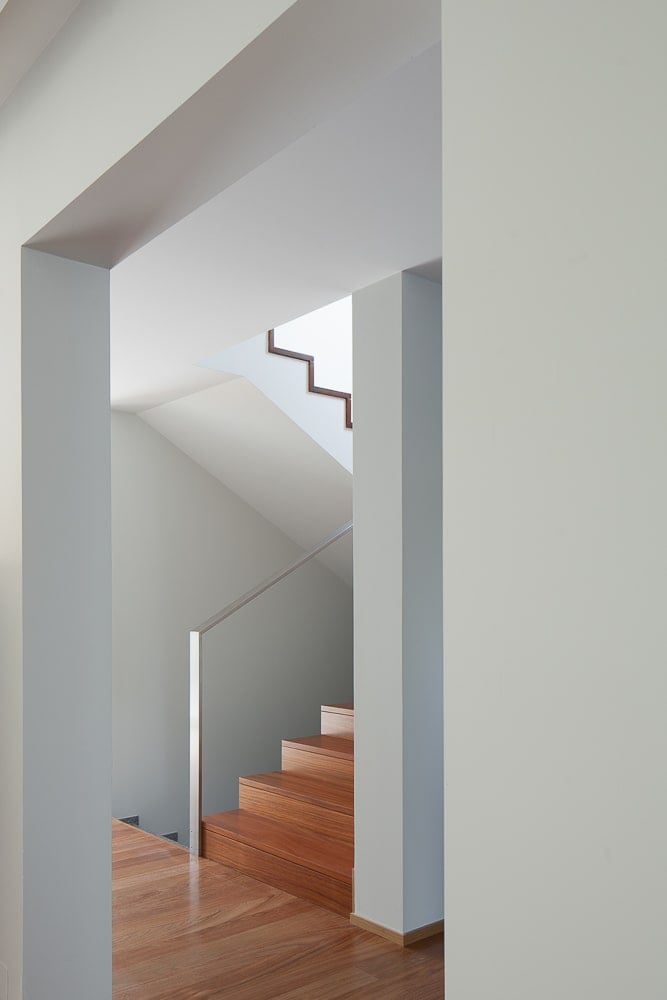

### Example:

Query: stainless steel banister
xmin=189 ymin=519 xmax=353 ymax=854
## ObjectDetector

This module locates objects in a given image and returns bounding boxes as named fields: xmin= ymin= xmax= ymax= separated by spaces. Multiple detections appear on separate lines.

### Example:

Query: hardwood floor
xmin=113 ymin=820 xmax=444 ymax=999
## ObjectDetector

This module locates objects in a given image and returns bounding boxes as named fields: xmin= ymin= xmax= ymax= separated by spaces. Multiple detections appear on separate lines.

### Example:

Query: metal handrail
xmin=189 ymin=519 xmax=353 ymax=854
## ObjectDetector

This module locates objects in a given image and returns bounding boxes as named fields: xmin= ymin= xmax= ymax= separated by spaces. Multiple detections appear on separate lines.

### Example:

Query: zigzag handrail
xmin=267 ymin=329 xmax=353 ymax=429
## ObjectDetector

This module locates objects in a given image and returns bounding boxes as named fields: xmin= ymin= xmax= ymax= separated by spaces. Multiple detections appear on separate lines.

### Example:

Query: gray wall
xmin=22 ymin=250 xmax=111 ymax=1000
xmin=112 ymin=412 xmax=352 ymax=844
xmin=443 ymin=2 xmax=667 ymax=997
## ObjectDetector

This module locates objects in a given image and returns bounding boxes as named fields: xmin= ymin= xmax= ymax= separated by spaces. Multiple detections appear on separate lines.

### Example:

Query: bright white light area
xmin=273 ymin=297 xmax=352 ymax=395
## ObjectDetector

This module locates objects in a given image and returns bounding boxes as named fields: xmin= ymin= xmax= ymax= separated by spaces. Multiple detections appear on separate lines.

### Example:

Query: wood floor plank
xmin=112 ymin=820 xmax=443 ymax=999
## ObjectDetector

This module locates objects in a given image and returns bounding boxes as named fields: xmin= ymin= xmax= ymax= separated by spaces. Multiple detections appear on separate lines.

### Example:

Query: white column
xmin=353 ymin=271 xmax=443 ymax=935
xmin=443 ymin=3 xmax=667 ymax=997
xmin=22 ymin=250 xmax=111 ymax=1000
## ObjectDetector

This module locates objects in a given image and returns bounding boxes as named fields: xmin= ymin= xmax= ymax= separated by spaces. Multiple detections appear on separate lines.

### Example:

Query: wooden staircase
xmin=202 ymin=703 xmax=354 ymax=916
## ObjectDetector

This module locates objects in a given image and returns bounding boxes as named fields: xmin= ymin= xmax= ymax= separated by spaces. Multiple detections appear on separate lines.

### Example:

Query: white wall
xmin=354 ymin=275 xmax=403 ymax=932
xmin=202 ymin=334 xmax=353 ymax=471
xmin=443 ymin=3 xmax=667 ymax=997
xmin=353 ymin=272 xmax=443 ymax=934
xmin=0 ymin=3 xmax=296 ymax=996
xmin=401 ymin=274 xmax=444 ymax=928
xmin=140 ymin=379 xmax=353 ymax=586
xmin=112 ymin=413 xmax=352 ymax=844
xmin=22 ymin=250 xmax=111 ymax=999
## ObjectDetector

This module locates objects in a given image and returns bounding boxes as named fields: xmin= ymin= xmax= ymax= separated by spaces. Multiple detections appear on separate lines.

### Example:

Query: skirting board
xmin=350 ymin=913 xmax=444 ymax=947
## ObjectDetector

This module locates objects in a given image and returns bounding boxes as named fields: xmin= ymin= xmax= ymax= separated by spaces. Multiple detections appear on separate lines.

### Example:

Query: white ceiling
xmin=111 ymin=41 xmax=441 ymax=411
xmin=0 ymin=0 xmax=82 ymax=109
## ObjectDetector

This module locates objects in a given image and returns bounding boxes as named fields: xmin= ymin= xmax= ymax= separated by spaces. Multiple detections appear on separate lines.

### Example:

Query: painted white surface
xmin=401 ymin=274 xmax=444 ymax=928
xmin=353 ymin=272 xmax=443 ymax=934
xmin=112 ymin=413 xmax=352 ymax=843
xmin=140 ymin=379 xmax=353 ymax=585
xmin=30 ymin=0 xmax=441 ymax=270
xmin=444 ymin=3 xmax=667 ymax=997
xmin=0 ymin=3 xmax=299 ymax=996
xmin=201 ymin=335 xmax=353 ymax=472
xmin=7 ymin=0 xmax=298 ymax=248
xmin=0 ymin=0 xmax=82 ymax=109
xmin=0 ymin=235 xmax=22 ymax=1000
xmin=354 ymin=273 xmax=404 ymax=932
xmin=22 ymin=250 xmax=111 ymax=999
xmin=274 ymin=297 xmax=353 ymax=396
xmin=110 ymin=43 xmax=441 ymax=410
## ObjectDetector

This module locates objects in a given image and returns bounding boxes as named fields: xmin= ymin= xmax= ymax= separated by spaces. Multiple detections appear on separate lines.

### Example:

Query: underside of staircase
xmin=202 ymin=703 xmax=354 ymax=916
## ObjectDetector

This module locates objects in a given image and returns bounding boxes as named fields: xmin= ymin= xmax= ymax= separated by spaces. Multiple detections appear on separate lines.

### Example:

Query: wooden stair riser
xmin=239 ymin=781 xmax=354 ymax=845
xmin=320 ymin=708 xmax=354 ymax=740
xmin=281 ymin=745 xmax=353 ymax=782
xmin=202 ymin=827 xmax=352 ymax=917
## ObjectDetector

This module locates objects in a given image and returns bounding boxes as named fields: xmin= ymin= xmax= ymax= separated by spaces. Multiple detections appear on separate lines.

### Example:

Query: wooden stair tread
xmin=240 ymin=771 xmax=353 ymax=813
xmin=282 ymin=735 xmax=353 ymax=759
xmin=202 ymin=809 xmax=353 ymax=883
xmin=321 ymin=703 xmax=354 ymax=716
